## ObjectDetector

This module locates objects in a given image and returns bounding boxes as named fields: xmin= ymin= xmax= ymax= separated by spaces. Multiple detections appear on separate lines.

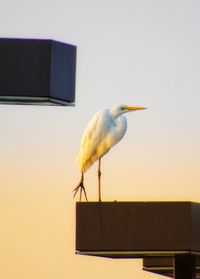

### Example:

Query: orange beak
xmin=126 ymin=106 xmax=147 ymax=111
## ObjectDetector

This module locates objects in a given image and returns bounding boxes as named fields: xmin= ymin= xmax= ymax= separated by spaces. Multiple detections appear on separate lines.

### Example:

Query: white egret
xmin=73 ymin=105 xmax=146 ymax=201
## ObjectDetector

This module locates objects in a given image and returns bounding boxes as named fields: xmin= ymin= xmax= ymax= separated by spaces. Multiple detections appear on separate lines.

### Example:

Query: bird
xmin=73 ymin=105 xmax=146 ymax=202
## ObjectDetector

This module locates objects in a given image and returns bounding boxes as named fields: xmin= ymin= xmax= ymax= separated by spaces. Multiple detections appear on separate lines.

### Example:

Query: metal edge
xmin=0 ymin=96 xmax=75 ymax=106
xmin=76 ymin=250 xmax=200 ymax=257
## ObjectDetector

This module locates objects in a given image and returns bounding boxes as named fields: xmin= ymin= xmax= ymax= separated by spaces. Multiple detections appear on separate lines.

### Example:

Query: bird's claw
xmin=73 ymin=182 xmax=88 ymax=202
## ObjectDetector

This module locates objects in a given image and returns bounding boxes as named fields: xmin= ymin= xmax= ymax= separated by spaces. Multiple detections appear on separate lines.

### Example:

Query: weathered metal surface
xmin=76 ymin=202 xmax=200 ymax=255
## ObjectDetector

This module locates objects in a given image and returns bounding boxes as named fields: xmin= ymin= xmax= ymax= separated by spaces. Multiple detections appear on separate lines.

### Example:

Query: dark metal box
xmin=76 ymin=202 xmax=200 ymax=257
xmin=143 ymin=256 xmax=200 ymax=278
xmin=0 ymin=38 xmax=76 ymax=105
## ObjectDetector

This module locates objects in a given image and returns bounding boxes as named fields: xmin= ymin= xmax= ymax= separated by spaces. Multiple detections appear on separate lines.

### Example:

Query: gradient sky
xmin=1 ymin=0 xmax=200 ymax=278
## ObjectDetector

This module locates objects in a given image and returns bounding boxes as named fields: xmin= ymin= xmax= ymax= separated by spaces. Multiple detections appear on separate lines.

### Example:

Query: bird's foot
xmin=73 ymin=180 xmax=88 ymax=202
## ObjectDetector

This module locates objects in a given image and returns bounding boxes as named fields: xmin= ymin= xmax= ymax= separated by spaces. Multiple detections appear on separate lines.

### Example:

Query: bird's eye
xmin=120 ymin=106 xmax=127 ymax=111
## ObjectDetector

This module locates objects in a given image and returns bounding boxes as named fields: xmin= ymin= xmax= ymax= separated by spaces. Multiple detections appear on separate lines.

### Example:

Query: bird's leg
xmin=73 ymin=173 xmax=88 ymax=201
xmin=98 ymin=158 xmax=102 ymax=202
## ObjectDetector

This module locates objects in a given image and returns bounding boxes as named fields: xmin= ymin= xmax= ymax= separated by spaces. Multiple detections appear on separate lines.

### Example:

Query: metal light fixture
xmin=0 ymin=38 xmax=76 ymax=106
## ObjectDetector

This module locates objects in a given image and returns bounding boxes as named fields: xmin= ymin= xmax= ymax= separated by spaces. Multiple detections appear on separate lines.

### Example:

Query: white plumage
xmin=73 ymin=105 xmax=146 ymax=201
xmin=77 ymin=107 xmax=127 ymax=172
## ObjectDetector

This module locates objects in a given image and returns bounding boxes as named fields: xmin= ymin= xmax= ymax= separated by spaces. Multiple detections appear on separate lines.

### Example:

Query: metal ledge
xmin=0 ymin=96 xmax=75 ymax=106
xmin=76 ymin=251 xmax=200 ymax=259
xmin=76 ymin=201 xmax=200 ymax=253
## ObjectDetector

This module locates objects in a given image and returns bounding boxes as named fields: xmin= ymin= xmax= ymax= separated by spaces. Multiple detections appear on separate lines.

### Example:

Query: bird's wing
xmin=77 ymin=109 xmax=114 ymax=172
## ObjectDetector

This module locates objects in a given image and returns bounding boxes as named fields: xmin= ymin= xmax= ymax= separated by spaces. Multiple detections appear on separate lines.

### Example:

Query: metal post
xmin=174 ymin=255 xmax=196 ymax=279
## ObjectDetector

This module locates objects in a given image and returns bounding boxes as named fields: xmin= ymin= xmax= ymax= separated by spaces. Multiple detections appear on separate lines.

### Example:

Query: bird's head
xmin=111 ymin=105 xmax=147 ymax=118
